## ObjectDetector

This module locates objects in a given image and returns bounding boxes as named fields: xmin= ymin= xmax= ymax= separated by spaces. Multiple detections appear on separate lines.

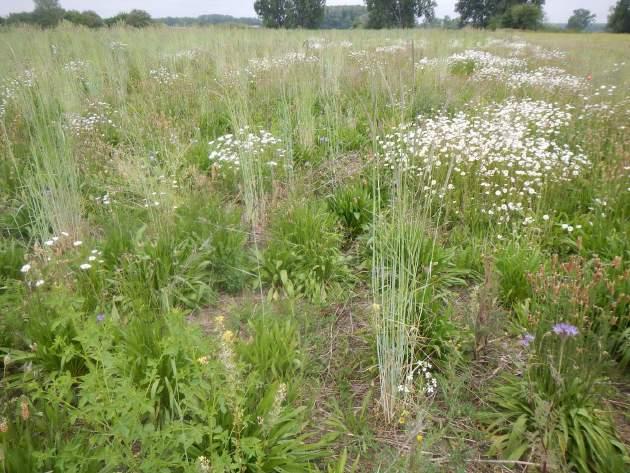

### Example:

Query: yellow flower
xmin=222 ymin=330 xmax=235 ymax=343
xmin=197 ymin=356 xmax=209 ymax=366
xmin=416 ymin=433 xmax=424 ymax=444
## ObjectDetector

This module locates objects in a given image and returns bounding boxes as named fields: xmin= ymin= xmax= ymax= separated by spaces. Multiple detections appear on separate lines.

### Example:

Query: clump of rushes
xmin=260 ymin=200 xmax=350 ymax=302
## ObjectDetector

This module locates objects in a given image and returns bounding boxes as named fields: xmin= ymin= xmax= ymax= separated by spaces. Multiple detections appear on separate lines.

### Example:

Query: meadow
xmin=0 ymin=24 xmax=629 ymax=472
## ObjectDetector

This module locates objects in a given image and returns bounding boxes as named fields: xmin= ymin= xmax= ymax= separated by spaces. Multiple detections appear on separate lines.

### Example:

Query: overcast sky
xmin=0 ymin=1 xmax=619 ymax=23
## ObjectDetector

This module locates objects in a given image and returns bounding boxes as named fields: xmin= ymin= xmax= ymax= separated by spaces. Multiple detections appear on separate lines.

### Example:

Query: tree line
xmin=1 ymin=0 xmax=629 ymax=33
xmin=0 ymin=0 xmax=152 ymax=28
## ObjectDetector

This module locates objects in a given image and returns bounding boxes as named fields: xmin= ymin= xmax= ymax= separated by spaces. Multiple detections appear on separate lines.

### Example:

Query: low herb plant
xmin=260 ymin=201 xmax=350 ymax=302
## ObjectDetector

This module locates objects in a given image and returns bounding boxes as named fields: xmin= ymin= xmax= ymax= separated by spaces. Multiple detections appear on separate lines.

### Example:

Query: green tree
xmin=64 ymin=10 xmax=104 ymax=28
xmin=456 ymin=0 xmax=498 ymax=27
xmin=6 ymin=12 xmax=35 ymax=25
xmin=32 ymin=0 xmax=64 ymax=28
xmin=105 ymin=13 xmax=129 ymax=27
xmin=125 ymin=9 xmax=153 ymax=27
xmin=254 ymin=0 xmax=326 ymax=28
xmin=456 ymin=0 xmax=544 ymax=28
xmin=608 ymin=0 xmax=630 ymax=33
xmin=320 ymin=5 xmax=367 ymax=29
xmin=502 ymin=3 xmax=542 ymax=29
xmin=567 ymin=9 xmax=595 ymax=31
xmin=77 ymin=11 xmax=105 ymax=28
xmin=254 ymin=0 xmax=292 ymax=27
xmin=291 ymin=0 xmax=325 ymax=28
xmin=365 ymin=0 xmax=436 ymax=28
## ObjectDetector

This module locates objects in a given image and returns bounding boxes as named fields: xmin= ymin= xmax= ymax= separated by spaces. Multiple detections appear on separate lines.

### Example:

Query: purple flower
xmin=552 ymin=322 xmax=579 ymax=338
xmin=519 ymin=333 xmax=535 ymax=347
xmin=96 ymin=313 xmax=105 ymax=323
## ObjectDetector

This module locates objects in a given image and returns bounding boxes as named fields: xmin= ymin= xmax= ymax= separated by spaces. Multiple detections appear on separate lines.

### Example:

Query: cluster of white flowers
xmin=415 ymin=49 xmax=526 ymax=73
xmin=496 ymin=67 xmax=587 ymax=91
xmin=208 ymin=127 xmax=285 ymax=171
xmin=532 ymin=46 xmax=567 ymax=61
xmin=378 ymin=98 xmax=590 ymax=226
xmin=304 ymin=38 xmax=353 ymax=50
xmin=304 ymin=37 xmax=327 ymax=49
xmin=415 ymin=47 xmax=582 ymax=92
xmin=63 ymin=60 xmax=90 ymax=80
xmin=197 ymin=456 xmax=211 ymax=473
xmin=173 ymin=48 xmax=202 ymax=60
xmin=448 ymin=49 xmax=527 ymax=70
xmin=348 ymin=49 xmax=386 ymax=72
xmin=483 ymin=38 xmax=528 ymax=50
xmin=109 ymin=41 xmax=128 ymax=50
xmin=415 ymin=56 xmax=442 ymax=70
xmin=149 ymin=66 xmax=180 ymax=85
xmin=80 ymin=249 xmax=104 ymax=270
xmin=95 ymin=193 xmax=112 ymax=206
xmin=244 ymin=52 xmax=319 ymax=78
xmin=375 ymin=40 xmax=409 ymax=54
xmin=20 ymin=263 xmax=45 ymax=288
xmin=560 ymin=223 xmax=582 ymax=233
xmin=484 ymin=38 xmax=566 ymax=60
xmin=593 ymin=84 xmax=618 ymax=97
xmin=397 ymin=359 xmax=438 ymax=396
xmin=143 ymin=190 xmax=169 ymax=208
xmin=0 ymin=69 xmax=35 ymax=118
xmin=64 ymin=101 xmax=116 ymax=136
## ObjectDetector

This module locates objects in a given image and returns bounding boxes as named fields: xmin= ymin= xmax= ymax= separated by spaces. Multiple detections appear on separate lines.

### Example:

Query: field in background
xmin=0 ymin=25 xmax=629 ymax=472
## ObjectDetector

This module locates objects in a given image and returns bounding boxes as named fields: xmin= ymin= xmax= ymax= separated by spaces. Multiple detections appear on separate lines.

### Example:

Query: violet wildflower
xmin=552 ymin=322 xmax=579 ymax=338
xmin=519 ymin=333 xmax=535 ymax=347
xmin=96 ymin=313 xmax=105 ymax=323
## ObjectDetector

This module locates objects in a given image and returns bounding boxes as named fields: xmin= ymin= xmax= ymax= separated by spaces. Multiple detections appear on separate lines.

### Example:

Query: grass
xmin=0 ymin=23 xmax=629 ymax=472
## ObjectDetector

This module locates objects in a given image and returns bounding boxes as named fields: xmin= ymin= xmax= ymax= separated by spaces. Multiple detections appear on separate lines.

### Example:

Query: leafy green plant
xmin=238 ymin=316 xmax=304 ymax=383
xmin=495 ymin=242 xmax=542 ymax=308
xmin=484 ymin=318 xmax=628 ymax=472
xmin=174 ymin=196 xmax=250 ymax=293
xmin=0 ymin=239 xmax=25 ymax=287
xmin=325 ymin=391 xmax=374 ymax=453
xmin=449 ymin=59 xmax=475 ymax=77
xmin=526 ymin=255 xmax=630 ymax=368
xmin=327 ymin=181 xmax=372 ymax=239
xmin=1 ymin=306 xmax=330 ymax=472
xmin=260 ymin=201 xmax=350 ymax=302
xmin=116 ymin=231 xmax=216 ymax=312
